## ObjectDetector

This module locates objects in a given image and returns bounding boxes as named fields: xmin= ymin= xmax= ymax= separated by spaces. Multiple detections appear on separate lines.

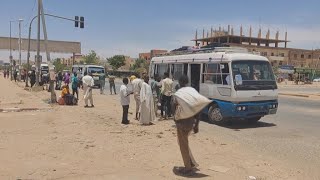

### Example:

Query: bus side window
xmin=184 ymin=64 xmax=188 ymax=75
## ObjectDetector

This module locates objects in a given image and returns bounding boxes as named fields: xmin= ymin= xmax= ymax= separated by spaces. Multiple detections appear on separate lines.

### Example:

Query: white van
xmin=72 ymin=64 xmax=105 ymax=87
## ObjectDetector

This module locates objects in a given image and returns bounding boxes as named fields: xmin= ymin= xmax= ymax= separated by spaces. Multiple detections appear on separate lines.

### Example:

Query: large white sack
xmin=174 ymin=87 xmax=212 ymax=120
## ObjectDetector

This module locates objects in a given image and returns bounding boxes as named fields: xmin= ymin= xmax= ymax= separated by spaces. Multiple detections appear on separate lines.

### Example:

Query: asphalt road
xmin=200 ymin=96 xmax=320 ymax=173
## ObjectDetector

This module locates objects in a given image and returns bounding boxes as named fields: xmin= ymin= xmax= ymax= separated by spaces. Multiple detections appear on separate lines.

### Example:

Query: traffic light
xmin=75 ymin=16 xmax=79 ymax=27
xmin=80 ymin=17 xmax=84 ymax=28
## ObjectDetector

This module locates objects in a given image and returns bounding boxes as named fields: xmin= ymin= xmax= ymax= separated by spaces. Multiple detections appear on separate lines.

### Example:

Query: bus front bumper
xmin=211 ymin=100 xmax=278 ymax=119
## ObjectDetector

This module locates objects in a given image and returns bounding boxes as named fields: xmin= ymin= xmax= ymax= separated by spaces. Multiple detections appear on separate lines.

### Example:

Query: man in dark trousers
xmin=172 ymin=75 xmax=200 ymax=176
xmin=119 ymin=77 xmax=132 ymax=124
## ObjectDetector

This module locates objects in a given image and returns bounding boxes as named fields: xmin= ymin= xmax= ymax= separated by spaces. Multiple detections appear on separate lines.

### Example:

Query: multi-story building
xmin=62 ymin=54 xmax=84 ymax=66
xmin=192 ymin=25 xmax=320 ymax=68
xmin=139 ymin=49 xmax=167 ymax=61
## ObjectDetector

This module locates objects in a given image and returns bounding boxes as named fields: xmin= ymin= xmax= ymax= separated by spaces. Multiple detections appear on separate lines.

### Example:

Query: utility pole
xmin=35 ymin=0 xmax=41 ymax=86
xmin=18 ymin=19 xmax=23 ymax=81
xmin=9 ymin=21 xmax=12 ymax=81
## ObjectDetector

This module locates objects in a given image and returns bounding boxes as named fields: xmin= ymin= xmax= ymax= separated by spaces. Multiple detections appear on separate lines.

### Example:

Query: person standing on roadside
xmin=57 ymin=71 xmax=63 ymax=90
xmin=13 ymin=70 xmax=18 ymax=82
xmin=82 ymin=72 xmax=94 ymax=108
xmin=108 ymin=73 xmax=116 ymax=95
xmin=99 ymin=73 xmax=106 ymax=94
xmin=30 ymin=70 xmax=36 ymax=87
xmin=139 ymin=75 xmax=156 ymax=125
xmin=161 ymin=72 xmax=173 ymax=119
xmin=6 ymin=69 xmax=9 ymax=79
xmin=131 ymin=74 xmax=143 ymax=120
xmin=120 ymin=77 xmax=132 ymax=125
xmin=72 ymin=72 xmax=79 ymax=100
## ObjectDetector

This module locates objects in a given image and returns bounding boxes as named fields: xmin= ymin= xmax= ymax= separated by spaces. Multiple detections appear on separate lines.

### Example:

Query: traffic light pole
xmin=25 ymin=13 xmax=83 ymax=87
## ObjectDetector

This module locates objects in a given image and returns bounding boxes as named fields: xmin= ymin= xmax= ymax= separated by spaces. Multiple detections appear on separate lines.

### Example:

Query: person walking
xmin=3 ymin=70 xmax=6 ymax=78
xmin=72 ymin=72 xmax=79 ymax=100
xmin=131 ymin=74 xmax=143 ymax=120
xmin=6 ymin=69 xmax=9 ymax=79
xmin=139 ymin=75 xmax=156 ymax=125
xmin=99 ymin=73 xmax=106 ymax=94
xmin=64 ymin=72 xmax=70 ymax=85
xmin=82 ymin=72 xmax=94 ymax=108
xmin=161 ymin=72 xmax=173 ymax=119
xmin=108 ymin=73 xmax=116 ymax=95
xmin=119 ymin=77 xmax=132 ymax=125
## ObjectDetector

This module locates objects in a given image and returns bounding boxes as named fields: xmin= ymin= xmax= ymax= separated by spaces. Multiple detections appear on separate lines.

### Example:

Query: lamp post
xmin=9 ymin=19 xmax=23 ymax=81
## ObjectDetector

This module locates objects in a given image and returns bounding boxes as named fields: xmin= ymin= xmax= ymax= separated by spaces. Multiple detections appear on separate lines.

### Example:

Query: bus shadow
xmin=200 ymin=115 xmax=276 ymax=130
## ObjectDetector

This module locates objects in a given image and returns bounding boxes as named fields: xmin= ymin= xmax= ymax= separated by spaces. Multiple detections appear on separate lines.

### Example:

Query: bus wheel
xmin=247 ymin=117 xmax=261 ymax=123
xmin=208 ymin=104 xmax=225 ymax=124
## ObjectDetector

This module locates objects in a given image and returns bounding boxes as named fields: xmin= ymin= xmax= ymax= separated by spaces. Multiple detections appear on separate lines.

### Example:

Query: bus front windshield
xmin=232 ymin=60 xmax=277 ymax=90
xmin=88 ymin=67 xmax=105 ymax=74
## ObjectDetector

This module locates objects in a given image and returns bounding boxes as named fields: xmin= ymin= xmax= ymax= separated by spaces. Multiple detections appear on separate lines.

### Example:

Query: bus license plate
xmin=269 ymin=109 xmax=277 ymax=114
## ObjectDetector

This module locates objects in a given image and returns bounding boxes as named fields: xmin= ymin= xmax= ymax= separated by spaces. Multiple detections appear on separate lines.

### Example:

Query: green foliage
xmin=130 ymin=58 xmax=149 ymax=72
xmin=53 ymin=58 xmax=66 ymax=72
xmin=83 ymin=50 xmax=99 ymax=64
xmin=107 ymin=55 xmax=126 ymax=70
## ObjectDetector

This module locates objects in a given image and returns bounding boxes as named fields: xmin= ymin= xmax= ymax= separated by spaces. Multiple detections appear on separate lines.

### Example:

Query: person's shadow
xmin=172 ymin=166 xmax=209 ymax=178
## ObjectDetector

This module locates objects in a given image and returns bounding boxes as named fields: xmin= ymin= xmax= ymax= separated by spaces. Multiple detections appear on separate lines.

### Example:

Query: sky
xmin=1 ymin=0 xmax=320 ymax=62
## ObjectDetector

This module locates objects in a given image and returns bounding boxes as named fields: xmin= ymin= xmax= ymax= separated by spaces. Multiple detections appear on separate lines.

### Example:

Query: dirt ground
xmin=0 ymin=77 xmax=312 ymax=180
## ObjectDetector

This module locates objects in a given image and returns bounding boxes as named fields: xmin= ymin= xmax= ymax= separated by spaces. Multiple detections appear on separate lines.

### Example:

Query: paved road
xmin=200 ymin=96 xmax=320 ymax=173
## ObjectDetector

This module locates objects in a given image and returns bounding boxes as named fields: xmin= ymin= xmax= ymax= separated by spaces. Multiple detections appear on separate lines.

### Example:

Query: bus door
xmin=190 ymin=64 xmax=201 ymax=92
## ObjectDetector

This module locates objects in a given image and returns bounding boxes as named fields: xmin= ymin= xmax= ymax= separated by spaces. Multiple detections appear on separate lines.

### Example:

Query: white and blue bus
xmin=150 ymin=47 xmax=278 ymax=124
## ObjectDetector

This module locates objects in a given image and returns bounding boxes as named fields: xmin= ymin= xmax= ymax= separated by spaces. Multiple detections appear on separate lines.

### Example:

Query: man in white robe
xmin=139 ymin=75 xmax=156 ymax=125
xmin=82 ymin=72 xmax=94 ymax=108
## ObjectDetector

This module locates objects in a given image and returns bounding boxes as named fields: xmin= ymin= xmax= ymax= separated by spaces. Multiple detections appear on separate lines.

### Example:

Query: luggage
xmin=64 ymin=94 xmax=75 ymax=106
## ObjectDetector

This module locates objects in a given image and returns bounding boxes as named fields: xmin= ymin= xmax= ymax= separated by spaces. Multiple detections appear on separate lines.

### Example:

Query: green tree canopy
xmin=83 ymin=50 xmax=99 ymax=65
xmin=131 ymin=58 xmax=148 ymax=71
xmin=107 ymin=55 xmax=126 ymax=71
xmin=53 ymin=58 xmax=66 ymax=72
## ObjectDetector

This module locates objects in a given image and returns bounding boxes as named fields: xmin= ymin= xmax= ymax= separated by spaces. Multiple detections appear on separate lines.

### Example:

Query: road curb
xmin=278 ymin=93 xmax=310 ymax=98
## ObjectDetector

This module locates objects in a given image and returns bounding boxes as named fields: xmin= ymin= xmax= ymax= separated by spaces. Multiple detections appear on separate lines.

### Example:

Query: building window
xmin=308 ymin=55 xmax=312 ymax=59
xmin=271 ymin=52 xmax=274 ymax=56
xmin=261 ymin=52 xmax=268 ymax=56
xmin=279 ymin=61 xmax=283 ymax=65
xmin=280 ymin=53 xmax=285 ymax=57
xmin=301 ymin=54 xmax=304 ymax=59
xmin=294 ymin=54 xmax=297 ymax=59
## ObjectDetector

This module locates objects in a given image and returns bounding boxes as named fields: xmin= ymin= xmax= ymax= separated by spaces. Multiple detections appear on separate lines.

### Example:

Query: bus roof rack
xmin=155 ymin=47 xmax=249 ymax=57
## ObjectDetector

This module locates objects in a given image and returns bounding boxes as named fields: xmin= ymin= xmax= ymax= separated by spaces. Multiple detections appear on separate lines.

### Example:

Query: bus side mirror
xmin=235 ymin=74 xmax=243 ymax=85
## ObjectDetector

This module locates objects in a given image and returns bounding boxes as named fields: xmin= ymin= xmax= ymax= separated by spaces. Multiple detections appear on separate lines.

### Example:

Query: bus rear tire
xmin=247 ymin=117 xmax=261 ymax=123
xmin=208 ymin=104 xmax=227 ymax=124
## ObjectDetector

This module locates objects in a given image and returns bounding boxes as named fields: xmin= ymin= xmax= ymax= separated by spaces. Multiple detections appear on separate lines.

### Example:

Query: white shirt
xmin=82 ymin=75 xmax=94 ymax=87
xmin=120 ymin=84 xmax=130 ymax=105
xmin=161 ymin=78 xmax=173 ymax=96
xmin=131 ymin=78 xmax=143 ymax=95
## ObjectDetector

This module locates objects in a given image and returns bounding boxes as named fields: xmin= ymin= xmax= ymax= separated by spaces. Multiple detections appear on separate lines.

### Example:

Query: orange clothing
xmin=61 ymin=87 xmax=70 ymax=98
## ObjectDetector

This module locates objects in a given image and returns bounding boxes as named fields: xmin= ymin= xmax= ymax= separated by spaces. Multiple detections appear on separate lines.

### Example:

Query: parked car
xmin=313 ymin=78 xmax=320 ymax=82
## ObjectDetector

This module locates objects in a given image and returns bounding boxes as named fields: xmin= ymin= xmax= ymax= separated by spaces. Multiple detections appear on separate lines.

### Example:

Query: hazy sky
xmin=1 ymin=0 xmax=320 ymax=62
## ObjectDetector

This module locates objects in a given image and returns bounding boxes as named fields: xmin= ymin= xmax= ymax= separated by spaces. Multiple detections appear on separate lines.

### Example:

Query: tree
xmin=83 ymin=50 xmax=99 ymax=64
xmin=131 ymin=58 xmax=146 ymax=71
xmin=53 ymin=58 xmax=66 ymax=72
xmin=107 ymin=55 xmax=126 ymax=71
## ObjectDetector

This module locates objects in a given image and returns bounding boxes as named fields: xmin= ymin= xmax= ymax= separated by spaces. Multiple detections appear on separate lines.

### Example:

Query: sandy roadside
xmin=0 ymin=77 xmax=311 ymax=180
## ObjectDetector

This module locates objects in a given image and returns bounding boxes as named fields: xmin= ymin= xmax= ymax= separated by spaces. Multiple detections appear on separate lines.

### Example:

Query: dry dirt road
xmin=0 ymin=77 xmax=318 ymax=180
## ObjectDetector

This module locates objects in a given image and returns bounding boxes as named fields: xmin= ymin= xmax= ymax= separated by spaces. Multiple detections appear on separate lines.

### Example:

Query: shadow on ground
xmin=200 ymin=114 xmax=276 ymax=130
xmin=172 ymin=166 xmax=209 ymax=178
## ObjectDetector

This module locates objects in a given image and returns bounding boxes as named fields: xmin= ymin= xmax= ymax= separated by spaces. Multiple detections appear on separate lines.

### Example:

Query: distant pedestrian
xmin=120 ymin=77 xmax=132 ymax=125
xmin=6 ymin=69 xmax=9 ymax=79
xmin=99 ymin=73 xmax=106 ymax=94
xmin=64 ymin=73 xmax=70 ymax=85
xmin=161 ymin=72 xmax=173 ymax=119
xmin=72 ymin=72 xmax=79 ymax=100
xmin=150 ymin=74 xmax=161 ymax=117
xmin=30 ymin=70 xmax=36 ymax=87
xmin=13 ymin=71 xmax=18 ymax=82
xmin=82 ymin=72 xmax=94 ymax=108
xmin=131 ymin=74 xmax=143 ymax=120
xmin=3 ymin=70 xmax=6 ymax=78
xmin=108 ymin=73 xmax=116 ymax=95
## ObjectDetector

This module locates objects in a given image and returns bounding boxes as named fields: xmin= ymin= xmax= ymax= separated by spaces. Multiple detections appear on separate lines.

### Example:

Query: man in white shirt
xmin=120 ymin=77 xmax=132 ymax=124
xmin=131 ymin=75 xmax=143 ymax=120
xmin=82 ymin=72 xmax=94 ymax=108
xmin=161 ymin=72 xmax=173 ymax=119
